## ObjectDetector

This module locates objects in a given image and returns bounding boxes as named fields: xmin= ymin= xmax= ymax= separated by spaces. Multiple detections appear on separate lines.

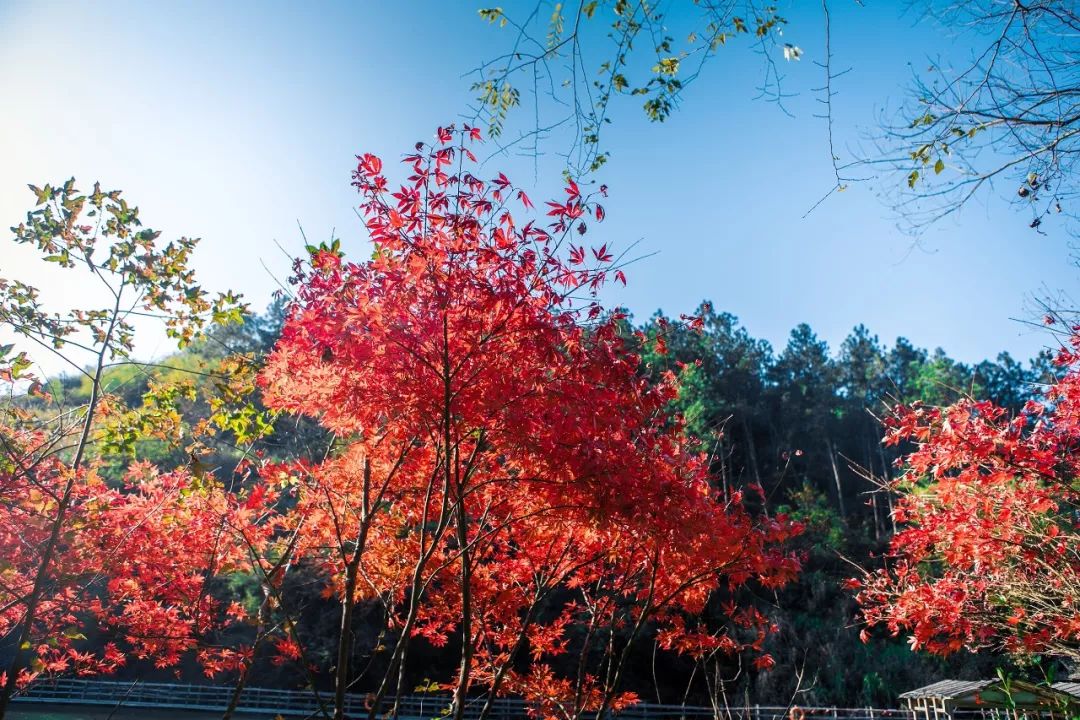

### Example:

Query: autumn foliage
xmin=0 ymin=132 xmax=800 ymax=720
xmin=0 ymin=452 xmax=275 ymax=678
xmin=258 ymin=126 xmax=801 ymax=719
xmin=0 ymin=180 xmax=269 ymax=717
xmin=853 ymin=331 xmax=1080 ymax=662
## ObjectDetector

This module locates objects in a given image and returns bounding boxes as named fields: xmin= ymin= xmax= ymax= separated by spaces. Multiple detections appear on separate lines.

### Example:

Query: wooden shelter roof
xmin=899 ymin=681 xmax=995 ymax=700
xmin=900 ymin=679 xmax=1080 ymax=709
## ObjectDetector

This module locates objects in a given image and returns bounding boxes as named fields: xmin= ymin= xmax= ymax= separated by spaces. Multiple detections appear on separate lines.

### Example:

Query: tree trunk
xmin=826 ymin=437 xmax=846 ymax=519
xmin=334 ymin=561 xmax=360 ymax=720
xmin=335 ymin=459 xmax=372 ymax=720
xmin=222 ymin=594 xmax=269 ymax=720
xmin=450 ymin=499 xmax=473 ymax=720
xmin=741 ymin=416 xmax=762 ymax=487
xmin=444 ymin=313 xmax=474 ymax=720
xmin=717 ymin=433 xmax=729 ymax=503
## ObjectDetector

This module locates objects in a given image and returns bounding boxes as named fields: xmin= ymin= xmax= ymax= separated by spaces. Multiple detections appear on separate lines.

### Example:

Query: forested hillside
xmin=29 ymin=297 xmax=1058 ymax=708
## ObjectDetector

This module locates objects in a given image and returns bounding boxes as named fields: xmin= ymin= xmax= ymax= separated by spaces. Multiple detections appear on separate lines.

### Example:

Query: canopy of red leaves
xmin=853 ymin=336 xmax=1080 ymax=661
xmin=259 ymin=126 xmax=801 ymax=715
xmin=0 ymin=432 xmax=279 ymax=687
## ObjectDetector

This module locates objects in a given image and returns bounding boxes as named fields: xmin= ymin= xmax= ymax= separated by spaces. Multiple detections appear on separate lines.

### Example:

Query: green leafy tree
xmin=640 ymin=304 xmax=771 ymax=495
xmin=769 ymin=324 xmax=844 ymax=515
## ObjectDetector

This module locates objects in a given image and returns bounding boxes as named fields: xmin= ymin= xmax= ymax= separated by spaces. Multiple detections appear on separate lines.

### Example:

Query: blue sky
xmin=1 ymin=0 xmax=1076 ymax=372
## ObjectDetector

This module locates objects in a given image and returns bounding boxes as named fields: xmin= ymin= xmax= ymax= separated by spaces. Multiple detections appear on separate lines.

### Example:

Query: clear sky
xmin=1 ymin=0 xmax=1076 ymax=372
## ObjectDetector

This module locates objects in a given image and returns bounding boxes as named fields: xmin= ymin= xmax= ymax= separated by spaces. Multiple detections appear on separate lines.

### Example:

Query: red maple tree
xmin=853 ymin=333 xmax=1080 ymax=662
xmin=260 ymin=126 xmax=801 ymax=720
xmin=0 ymin=439 xmax=280 ymax=685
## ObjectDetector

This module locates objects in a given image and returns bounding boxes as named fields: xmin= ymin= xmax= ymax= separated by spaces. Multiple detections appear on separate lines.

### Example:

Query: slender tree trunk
xmin=450 ymin=485 xmax=473 ymax=720
xmin=222 ymin=673 xmax=249 ymax=720
xmin=334 ymin=459 xmax=372 ymax=720
xmin=571 ymin=602 xmax=601 ymax=718
xmin=390 ymin=637 xmax=411 ymax=720
xmin=679 ymin=658 xmax=699 ymax=720
xmin=365 ymin=469 xmax=454 ymax=720
xmin=870 ymin=488 xmax=881 ymax=542
xmin=741 ymin=417 xmax=762 ymax=487
xmin=717 ymin=433 xmax=729 ymax=503
xmin=335 ymin=560 xmax=361 ymax=720
xmin=222 ymin=600 xmax=266 ymax=720
xmin=443 ymin=313 xmax=474 ymax=720
xmin=825 ymin=436 xmax=846 ymax=519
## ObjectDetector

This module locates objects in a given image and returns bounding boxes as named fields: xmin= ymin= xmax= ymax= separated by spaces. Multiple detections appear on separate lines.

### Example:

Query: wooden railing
xmin=13 ymin=678 xmax=918 ymax=720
